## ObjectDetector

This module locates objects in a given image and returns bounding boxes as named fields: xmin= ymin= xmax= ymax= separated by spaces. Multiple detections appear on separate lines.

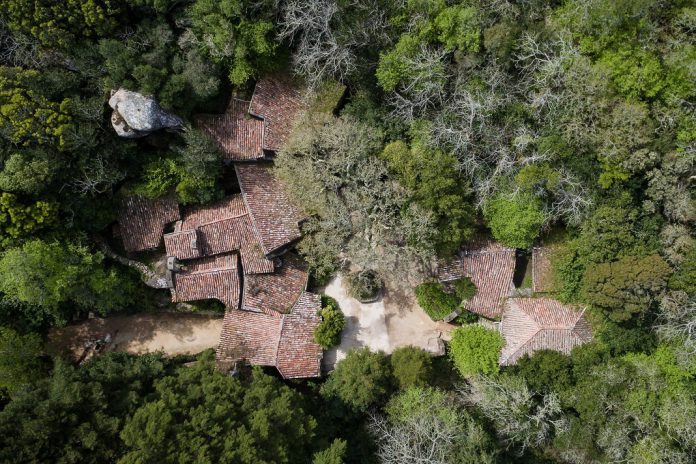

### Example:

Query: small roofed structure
xmin=499 ymin=298 xmax=592 ymax=365
xmin=243 ymin=252 xmax=308 ymax=315
xmin=235 ymin=163 xmax=303 ymax=256
xmin=438 ymin=238 xmax=515 ymax=319
xmin=216 ymin=291 xmax=323 ymax=378
xmin=197 ymin=99 xmax=264 ymax=161
xmin=164 ymin=195 xmax=274 ymax=275
xmin=249 ymin=75 xmax=306 ymax=152
xmin=117 ymin=194 xmax=180 ymax=252
xmin=170 ymin=253 xmax=241 ymax=308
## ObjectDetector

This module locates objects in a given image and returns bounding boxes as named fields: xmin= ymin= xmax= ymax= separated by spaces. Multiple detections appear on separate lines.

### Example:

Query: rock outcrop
xmin=108 ymin=89 xmax=183 ymax=138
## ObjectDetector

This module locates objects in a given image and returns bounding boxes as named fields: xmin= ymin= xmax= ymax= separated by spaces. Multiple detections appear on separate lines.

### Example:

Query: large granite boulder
xmin=109 ymin=89 xmax=184 ymax=138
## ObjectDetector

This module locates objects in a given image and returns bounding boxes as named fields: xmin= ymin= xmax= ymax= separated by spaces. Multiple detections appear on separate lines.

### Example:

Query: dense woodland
xmin=0 ymin=0 xmax=694 ymax=463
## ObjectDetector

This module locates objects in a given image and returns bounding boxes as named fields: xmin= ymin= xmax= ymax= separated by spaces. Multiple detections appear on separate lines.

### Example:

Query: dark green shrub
xmin=452 ymin=277 xmax=476 ymax=300
xmin=390 ymin=346 xmax=433 ymax=390
xmin=320 ymin=348 xmax=393 ymax=414
xmin=415 ymin=282 xmax=459 ymax=321
xmin=453 ymin=311 xmax=478 ymax=324
xmin=314 ymin=296 xmax=345 ymax=349
xmin=346 ymin=270 xmax=382 ymax=301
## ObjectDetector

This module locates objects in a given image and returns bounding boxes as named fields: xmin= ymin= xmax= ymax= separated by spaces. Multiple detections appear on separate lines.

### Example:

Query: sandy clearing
xmin=47 ymin=313 xmax=223 ymax=360
xmin=323 ymin=275 xmax=454 ymax=370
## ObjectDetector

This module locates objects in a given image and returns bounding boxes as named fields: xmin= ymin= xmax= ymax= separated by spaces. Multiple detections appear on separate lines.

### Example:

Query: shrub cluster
xmin=415 ymin=277 xmax=477 ymax=322
xmin=313 ymin=295 xmax=346 ymax=349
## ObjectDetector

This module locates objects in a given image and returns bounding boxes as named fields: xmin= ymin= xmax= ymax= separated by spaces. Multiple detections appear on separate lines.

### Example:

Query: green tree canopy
xmin=0 ymin=326 xmax=44 ymax=394
xmin=390 ymin=346 xmax=433 ymax=390
xmin=120 ymin=353 xmax=317 ymax=464
xmin=483 ymin=193 xmax=545 ymax=249
xmin=0 ymin=239 xmax=137 ymax=324
xmin=187 ymin=0 xmax=277 ymax=86
xmin=449 ymin=325 xmax=504 ymax=377
xmin=320 ymin=348 xmax=393 ymax=414
xmin=0 ymin=352 xmax=170 ymax=463
xmin=583 ymin=254 xmax=672 ymax=322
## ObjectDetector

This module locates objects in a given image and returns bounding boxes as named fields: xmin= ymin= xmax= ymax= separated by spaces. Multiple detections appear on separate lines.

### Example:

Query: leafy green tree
xmin=2 ymin=0 xmax=122 ymax=48
xmin=312 ymin=439 xmax=347 ymax=464
xmin=434 ymin=4 xmax=481 ymax=52
xmin=0 ymin=352 xmax=170 ymax=464
xmin=583 ymin=254 xmax=672 ymax=322
xmin=381 ymin=140 xmax=474 ymax=254
xmin=558 ymin=346 xmax=696 ymax=462
xmin=0 ymin=67 xmax=74 ymax=149
xmin=0 ymin=239 xmax=137 ymax=324
xmin=98 ymin=18 xmax=219 ymax=113
xmin=390 ymin=346 xmax=432 ymax=390
xmin=0 ymin=149 xmax=58 ymax=195
xmin=187 ymin=0 xmax=277 ymax=86
xmin=0 ymin=192 xmax=57 ymax=248
xmin=448 ymin=325 xmax=504 ymax=377
xmin=483 ymin=193 xmax=545 ymax=249
xmin=120 ymin=354 xmax=316 ymax=464
xmin=0 ymin=326 xmax=44 ymax=393
xmin=313 ymin=296 xmax=345 ymax=349
xmin=415 ymin=281 xmax=459 ymax=321
xmin=321 ymin=348 xmax=392 ymax=414
xmin=371 ymin=386 xmax=498 ymax=464
xmin=513 ymin=350 xmax=573 ymax=394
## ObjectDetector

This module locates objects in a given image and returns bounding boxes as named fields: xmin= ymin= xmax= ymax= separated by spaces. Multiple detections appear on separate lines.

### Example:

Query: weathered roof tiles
xmin=197 ymin=98 xmax=264 ymax=161
xmin=216 ymin=290 xmax=322 ymax=378
xmin=117 ymin=194 xmax=180 ymax=252
xmin=438 ymin=238 xmax=516 ymax=319
xmin=500 ymin=297 xmax=592 ymax=365
xmin=249 ymin=75 xmax=306 ymax=152
xmin=235 ymin=163 xmax=303 ymax=256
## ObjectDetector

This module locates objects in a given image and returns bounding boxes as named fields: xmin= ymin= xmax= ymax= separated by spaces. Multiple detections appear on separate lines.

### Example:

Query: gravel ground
xmin=322 ymin=275 xmax=453 ymax=370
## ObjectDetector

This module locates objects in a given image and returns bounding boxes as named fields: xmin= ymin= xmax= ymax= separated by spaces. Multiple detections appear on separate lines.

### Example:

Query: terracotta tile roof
xmin=171 ymin=253 xmax=241 ymax=308
xmin=217 ymin=309 xmax=282 ymax=365
xmin=243 ymin=253 xmax=308 ymax=315
xmin=117 ymin=194 xmax=180 ymax=252
xmin=163 ymin=195 xmax=274 ymax=274
xmin=438 ymin=238 xmax=516 ymax=319
xmin=249 ymin=75 xmax=306 ymax=151
xmin=500 ymin=298 xmax=592 ymax=365
xmin=196 ymin=99 xmax=264 ymax=161
xmin=216 ymin=290 xmax=322 ymax=378
xmin=235 ymin=163 xmax=303 ymax=255
xmin=276 ymin=292 xmax=323 ymax=378
xmin=532 ymin=246 xmax=556 ymax=293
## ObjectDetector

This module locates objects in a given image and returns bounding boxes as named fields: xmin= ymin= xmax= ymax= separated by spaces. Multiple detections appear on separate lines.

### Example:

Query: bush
xmin=483 ymin=193 xmax=545 ymax=249
xmin=452 ymin=277 xmax=476 ymax=301
xmin=448 ymin=325 xmax=504 ymax=377
xmin=320 ymin=348 xmax=392 ymax=414
xmin=415 ymin=282 xmax=459 ymax=321
xmin=313 ymin=296 xmax=345 ymax=349
xmin=346 ymin=270 xmax=382 ymax=301
xmin=390 ymin=346 xmax=433 ymax=390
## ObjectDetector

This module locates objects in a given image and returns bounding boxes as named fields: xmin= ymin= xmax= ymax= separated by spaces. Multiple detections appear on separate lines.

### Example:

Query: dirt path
xmin=323 ymin=275 xmax=454 ymax=370
xmin=48 ymin=313 xmax=223 ymax=360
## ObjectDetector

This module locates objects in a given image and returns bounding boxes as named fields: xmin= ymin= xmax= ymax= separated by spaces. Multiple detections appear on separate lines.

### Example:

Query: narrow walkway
xmin=47 ymin=313 xmax=223 ymax=360
xmin=322 ymin=275 xmax=453 ymax=370
xmin=95 ymin=236 xmax=169 ymax=288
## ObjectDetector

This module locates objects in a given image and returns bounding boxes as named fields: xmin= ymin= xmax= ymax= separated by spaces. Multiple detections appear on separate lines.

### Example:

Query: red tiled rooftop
xmin=438 ymin=238 xmax=516 ymax=319
xmin=235 ymin=163 xmax=303 ymax=255
xmin=500 ymin=298 xmax=592 ymax=365
xmin=117 ymin=194 xmax=180 ymax=252
xmin=217 ymin=309 xmax=282 ymax=366
xmin=249 ymin=75 xmax=306 ymax=151
xmin=171 ymin=253 xmax=240 ymax=308
xmin=197 ymin=99 xmax=264 ymax=161
xmin=276 ymin=292 xmax=323 ymax=378
xmin=243 ymin=253 xmax=308 ymax=315
xmin=164 ymin=195 xmax=274 ymax=274
xmin=216 ymin=291 xmax=322 ymax=378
